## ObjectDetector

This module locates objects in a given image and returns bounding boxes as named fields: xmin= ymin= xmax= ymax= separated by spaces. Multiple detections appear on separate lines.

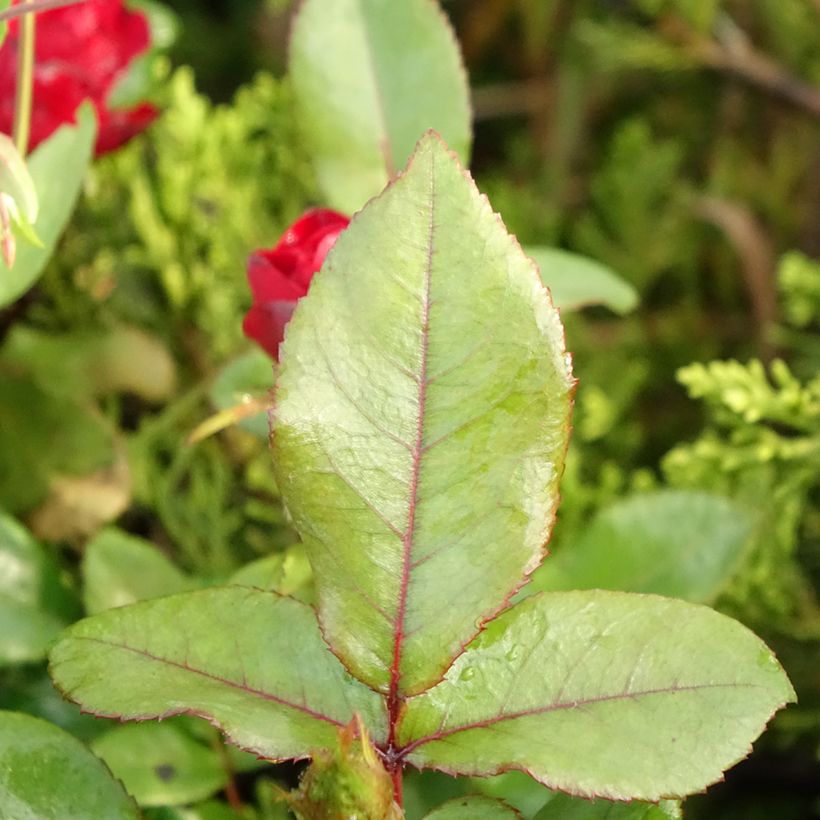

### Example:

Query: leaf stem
xmin=12 ymin=9 xmax=35 ymax=156
xmin=390 ymin=765 xmax=403 ymax=808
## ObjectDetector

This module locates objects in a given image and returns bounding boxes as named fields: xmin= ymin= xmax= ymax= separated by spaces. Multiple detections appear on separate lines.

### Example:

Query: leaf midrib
xmin=70 ymin=636 xmax=346 ymax=727
xmin=399 ymin=681 xmax=764 ymax=759
xmin=386 ymin=150 xmax=437 ymax=742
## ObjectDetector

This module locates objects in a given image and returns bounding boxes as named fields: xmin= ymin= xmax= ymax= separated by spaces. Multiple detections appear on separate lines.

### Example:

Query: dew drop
xmin=505 ymin=646 xmax=520 ymax=663
xmin=459 ymin=666 xmax=475 ymax=682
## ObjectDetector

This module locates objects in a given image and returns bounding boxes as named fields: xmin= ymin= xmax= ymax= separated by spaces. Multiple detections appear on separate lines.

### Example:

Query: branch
xmin=667 ymin=16 xmax=820 ymax=118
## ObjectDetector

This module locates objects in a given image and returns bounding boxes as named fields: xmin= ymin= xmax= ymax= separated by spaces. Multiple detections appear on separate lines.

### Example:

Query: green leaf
xmin=470 ymin=772 xmax=554 ymax=817
xmin=528 ymin=490 xmax=752 ymax=603
xmin=0 ymin=513 xmax=72 ymax=664
xmin=0 ymin=0 xmax=8 ymax=48
xmin=535 ymin=794 xmax=680 ymax=820
xmin=423 ymin=795 xmax=522 ymax=819
xmin=82 ymin=528 xmax=195 ymax=614
xmin=273 ymin=133 xmax=574 ymax=696
xmin=398 ymin=590 xmax=794 ymax=801
xmin=0 ymin=103 xmax=96 ymax=308
xmin=209 ymin=348 xmax=275 ymax=438
xmin=0 ymin=710 xmax=139 ymax=819
xmin=290 ymin=0 xmax=471 ymax=212
xmin=0 ymin=132 xmax=39 ymax=224
xmin=229 ymin=543 xmax=313 ymax=603
xmin=91 ymin=722 xmax=228 ymax=807
xmin=49 ymin=588 xmax=387 ymax=759
xmin=0 ymin=374 xmax=116 ymax=514
xmin=526 ymin=247 xmax=638 ymax=314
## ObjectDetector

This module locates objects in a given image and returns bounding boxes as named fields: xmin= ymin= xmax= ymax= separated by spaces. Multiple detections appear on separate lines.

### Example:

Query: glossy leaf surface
xmin=526 ymin=247 xmax=638 ymax=315
xmin=50 ymin=588 xmax=387 ymax=760
xmin=529 ymin=490 xmax=751 ymax=603
xmin=92 ymin=722 xmax=228 ymax=807
xmin=423 ymin=795 xmax=522 ymax=819
xmin=82 ymin=528 xmax=194 ymax=614
xmin=0 ymin=104 xmax=96 ymax=308
xmin=273 ymin=133 xmax=574 ymax=697
xmin=290 ymin=0 xmax=471 ymax=212
xmin=0 ymin=710 xmax=138 ymax=819
xmin=398 ymin=590 xmax=794 ymax=801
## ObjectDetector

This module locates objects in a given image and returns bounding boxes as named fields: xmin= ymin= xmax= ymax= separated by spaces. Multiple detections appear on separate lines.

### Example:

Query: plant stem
xmin=390 ymin=765 xmax=403 ymax=808
xmin=0 ymin=0 xmax=83 ymax=25
xmin=12 ymin=10 xmax=35 ymax=156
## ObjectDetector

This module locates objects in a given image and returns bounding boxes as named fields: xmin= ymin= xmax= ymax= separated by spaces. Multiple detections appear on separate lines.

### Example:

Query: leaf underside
xmin=290 ymin=0 xmax=472 ymax=212
xmin=273 ymin=132 xmax=574 ymax=701
xmin=49 ymin=587 xmax=387 ymax=760
xmin=398 ymin=590 xmax=794 ymax=801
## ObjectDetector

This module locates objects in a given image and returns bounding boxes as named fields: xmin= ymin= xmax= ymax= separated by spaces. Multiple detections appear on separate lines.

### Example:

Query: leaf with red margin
xmin=49 ymin=588 xmax=387 ymax=760
xmin=396 ymin=590 xmax=794 ymax=801
xmin=272 ymin=133 xmax=574 ymax=717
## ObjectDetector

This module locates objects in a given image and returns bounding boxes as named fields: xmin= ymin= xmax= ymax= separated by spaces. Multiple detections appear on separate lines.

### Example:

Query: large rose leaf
xmin=49 ymin=588 xmax=387 ymax=760
xmin=273 ymin=133 xmax=574 ymax=702
xmin=0 ymin=103 xmax=96 ymax=307
xmin=0 ymin=710 xmax=138 ymax=819
xmin=290 ymin=0 xmax=471 ymax=213
xmin=397 ymin=590 xmax=794 ymax=801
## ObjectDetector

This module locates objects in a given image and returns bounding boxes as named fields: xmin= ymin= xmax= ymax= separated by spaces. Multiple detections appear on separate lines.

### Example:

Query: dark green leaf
xmin=0 ymin=710 xmax=138 ymax=819
xmin=49 ymin=588 xmax=387 ymax=759
xmin=273 ymin=133 xmax=574 ymax=696
xmin=423 ymin=795 xmax=522 ymax=819
xmin=91 ymin=722 xmax=228 ymax=807
xmin=0 ymin=104 xmax=96 ymax=308
xmin=471 ymin=772 xmax=554 ymax=817
xmin=529 ymin=490 xmax=751 ymax=602
xmin=0 ymin=375 xmax=116 ymax=514
xmin=398 ymin=590 xmax=794 ymax=801
xmin=82 ymin=528 xmax=194 ymax=614
xmin=526 ymin=247 xmax=638 ymax=314
xmin=290 ymin=0 xmax=471 ymax=212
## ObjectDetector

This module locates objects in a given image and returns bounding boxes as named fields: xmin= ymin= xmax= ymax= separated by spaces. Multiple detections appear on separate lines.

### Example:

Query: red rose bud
xmin=0 ymin=0 xmax=158 ymax=155
xmin=243 ymin=208 xmax=350 ymax=359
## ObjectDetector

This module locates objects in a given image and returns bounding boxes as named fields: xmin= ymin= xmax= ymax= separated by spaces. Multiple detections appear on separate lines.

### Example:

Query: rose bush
xmin=0 ymin=0 xmax=156 ymax=154
xmin=243 ymin=207 xmax=349 ymax=358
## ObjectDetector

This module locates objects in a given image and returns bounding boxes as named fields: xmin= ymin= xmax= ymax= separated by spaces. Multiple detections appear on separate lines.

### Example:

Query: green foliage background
xmin=1 ymin=0 xmax=818 ymax=817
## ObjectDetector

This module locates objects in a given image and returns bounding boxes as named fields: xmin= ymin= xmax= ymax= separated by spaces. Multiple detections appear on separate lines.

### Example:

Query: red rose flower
xmin=0 ymin=0 xmax=157 ymax=155
xmin=243 ymin=208 xmax=350 ymax=359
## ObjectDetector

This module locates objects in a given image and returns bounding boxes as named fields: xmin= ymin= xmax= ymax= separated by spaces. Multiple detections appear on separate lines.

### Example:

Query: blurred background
xmin=1 ymin=1 xmax=818 ymax=817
